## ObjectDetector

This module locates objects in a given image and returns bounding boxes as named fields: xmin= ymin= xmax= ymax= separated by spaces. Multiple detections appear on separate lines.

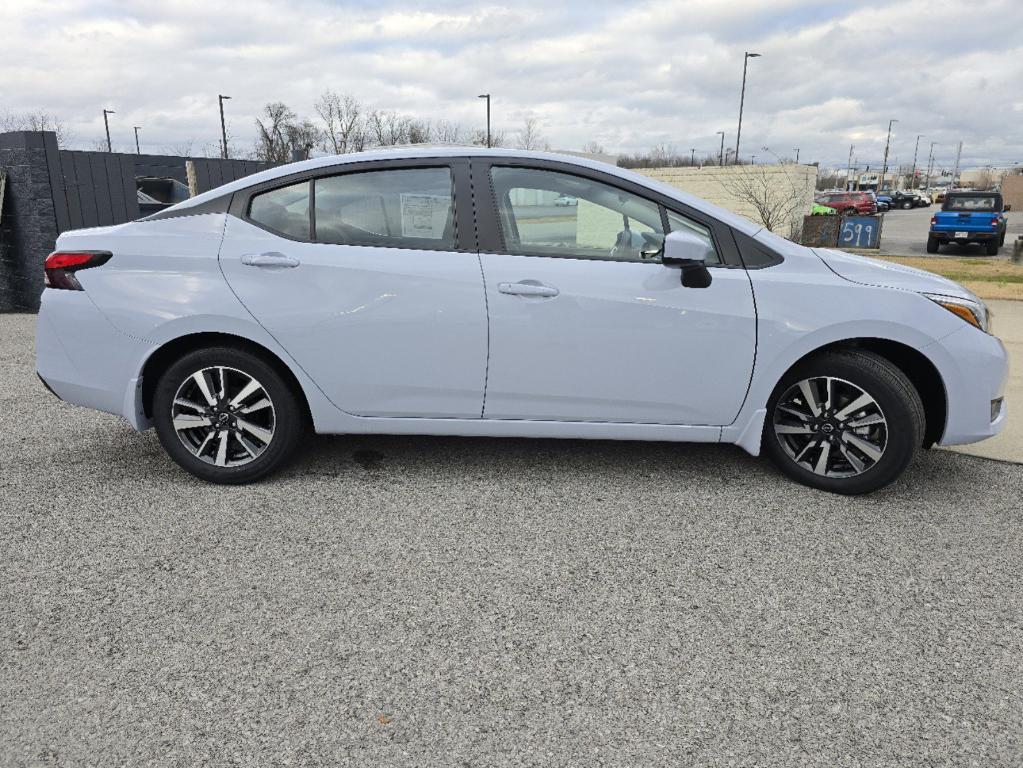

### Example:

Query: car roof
xmin=167 ymin=146 xmax=766 ymax=236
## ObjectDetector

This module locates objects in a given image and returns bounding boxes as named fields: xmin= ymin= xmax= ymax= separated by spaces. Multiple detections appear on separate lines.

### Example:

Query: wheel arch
xmin=139 ymin=332 xmax=314 ymax=426
xmin=773 ymin=337 xmax=947 ymax=447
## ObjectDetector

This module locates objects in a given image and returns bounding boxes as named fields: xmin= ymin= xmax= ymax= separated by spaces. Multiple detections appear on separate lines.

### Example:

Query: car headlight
xmin=923 ymin=293 xmax=991 ymax=334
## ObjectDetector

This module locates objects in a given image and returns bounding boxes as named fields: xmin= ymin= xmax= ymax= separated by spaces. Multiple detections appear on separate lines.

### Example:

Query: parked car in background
xmin=887 ymin=190 xmax=924 ymax=210
xmin=554 ymin=194 xmax=578 ymax=207
xmin=814 ymin=191 xmax=877 ymax=215
xmin=875 ymin=193 xmax=892 ymax=212
xmin=36 ymin=147 xmax=1007 ymax=495
xmin=914 ymin=190 xmax=932 ymax=206
xmin=928 ymin=191 xmax=1009 ymax=255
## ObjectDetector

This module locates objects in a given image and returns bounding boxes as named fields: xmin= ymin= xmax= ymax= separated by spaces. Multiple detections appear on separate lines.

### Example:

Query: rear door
xmin=219 ymin=159 xmax=489 ymax=419
xmin=473 ymin=160 xmax=757 ymax=426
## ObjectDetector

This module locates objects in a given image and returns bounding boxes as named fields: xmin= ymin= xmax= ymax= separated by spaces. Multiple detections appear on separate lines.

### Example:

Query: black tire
xmin=153 ymin=346 xmax=305 ymax=484
xmin=763 ymin=350 xmax=924 ymax=495
xmin=999 ymin=231 xmax=1006 ymax=247
xmin=901 ymin=201 xmax=912 ymax=209
xmin=926 ymin=235 xmax=939 ymax=254
xmin=986 ymin=237 xmax=1000 ymax=256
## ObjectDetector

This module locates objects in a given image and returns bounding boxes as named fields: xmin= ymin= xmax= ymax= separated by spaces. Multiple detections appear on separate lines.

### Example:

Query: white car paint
xmin=36 ymin=147 xmax=1008 ymax=460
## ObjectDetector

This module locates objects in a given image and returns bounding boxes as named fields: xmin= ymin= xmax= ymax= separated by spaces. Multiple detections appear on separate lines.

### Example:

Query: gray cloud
xmin=1 ymin=0 xmax=1019 ymax=170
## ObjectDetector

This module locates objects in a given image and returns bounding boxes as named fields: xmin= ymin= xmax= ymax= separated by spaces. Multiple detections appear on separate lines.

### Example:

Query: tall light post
xmin=910 ymin=134 xmax=923 ymax=190
xmin=879 ymin=118 xmax=898 ymax=192
xmin=133 ymin=126 xmax=141 ymax=155
xmin=478 ymin=94 xmax=491 ymax=148
xmin=102 ymin=109 xmax=115 ymax=152
xmin=750 ymin=154 xmax=756 ymax=165
xmin=689 ymin=147 xmax=696 ymax=165
xmin=793 ymin=148 xmax=800 ymax=164
xmin=218 ymin=95 xmax=231 ymax=159
xmin=716 ymin=131 xmax=725 ymax=166
xmin=925 ymin=141 xmax=936 ymax=190
xmin=735 ymin=51 xmax=761 ymax=164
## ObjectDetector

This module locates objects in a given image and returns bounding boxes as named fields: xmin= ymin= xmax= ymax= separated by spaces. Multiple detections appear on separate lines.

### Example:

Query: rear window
xmin=945 ymin=196 xmax=998 ymax=211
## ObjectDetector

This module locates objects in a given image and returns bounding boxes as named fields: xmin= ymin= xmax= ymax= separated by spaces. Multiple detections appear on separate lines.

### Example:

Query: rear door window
xmin=249 ymin=181 xmax=311 ymax=240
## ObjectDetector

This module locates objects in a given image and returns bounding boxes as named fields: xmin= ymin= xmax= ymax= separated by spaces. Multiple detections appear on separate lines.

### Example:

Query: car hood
xmin=812 ymin=248 xmax=977 ymax=301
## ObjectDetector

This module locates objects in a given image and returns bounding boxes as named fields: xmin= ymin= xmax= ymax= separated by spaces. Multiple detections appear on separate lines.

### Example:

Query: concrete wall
xmin=633 ymin=164 xmax=818 ymax=237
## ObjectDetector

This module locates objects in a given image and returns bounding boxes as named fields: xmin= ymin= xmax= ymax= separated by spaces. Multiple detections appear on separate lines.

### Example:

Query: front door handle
xmin=497 ymin=281 xmax=559 ymax=298
xmin=241 ymin=252 xmax=300 ymax=268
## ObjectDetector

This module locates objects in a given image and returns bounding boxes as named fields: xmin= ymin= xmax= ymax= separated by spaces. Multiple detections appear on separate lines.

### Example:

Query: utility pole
xmin=951 ymin=141 xmax=963 ymax=189
xmin=847 ymin=144 xmax=855 ymax=190
xmin=793 ymin=148 xmax=800 ymax=164
xmin=133 ymin=126 xmax=141 ymax=155
xmin=910 ymin=134 xmax=922 ymax=190
xmin=102 ymin=109 xmax=115 ymax=152
xmin=477 ymin=94 xmax=491 ymax=148
xmin=750 ymin=154 xmax=756 ymax=165
xmin=734 ymin=52 xmax=761 ymax=164
xmin=716 ymin=131 xmax=725 ymax=167
xmin=218 ymin=95 xmax=231 ymax=159
xmin=925 ymin=141 xmax=936 ymax=190
xmin=879 ymin=118 xmax=898 ymax=192
xmin=689 ymin=148 xmax=696 ymax=165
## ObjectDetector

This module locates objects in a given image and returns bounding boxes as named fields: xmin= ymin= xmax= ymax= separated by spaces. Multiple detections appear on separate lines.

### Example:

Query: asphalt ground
xmin=2 ymin=312 xmax=1022 ymax=767
xmin=876 ymin=205 xmax=1022 ymax=257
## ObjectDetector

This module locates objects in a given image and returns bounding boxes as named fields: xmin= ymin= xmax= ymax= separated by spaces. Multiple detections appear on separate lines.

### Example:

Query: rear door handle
xmin=497 ymin=281 xmax=559 ymax=298
xmin=241 ymin=252 xmax=300 ymax=268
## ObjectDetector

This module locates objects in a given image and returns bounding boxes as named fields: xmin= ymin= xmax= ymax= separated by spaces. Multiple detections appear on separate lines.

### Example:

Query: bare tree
xmin=255 ymin=102 xmax=299 ymax=164
xmin=719 ymin=164 xmax=810 ymax=238
xmin=0 ymin=111 xmax=73 ymax=148
xmin=972 ymin=167 xmax=995 ymax=190
xmin=315 ymin=91 xmax=366 ymax=154
xmin=468 ymin=127 xmax=505 ymax=147
xmin=433 ymin=120 xmax=465 ymax=144
xmin=164 ymin=139 xmax=195 ymax=157
xmin=516 ymin=117 xmax=549 ymax=151
xmin=583 ymin=140 xmax=606 ymax=155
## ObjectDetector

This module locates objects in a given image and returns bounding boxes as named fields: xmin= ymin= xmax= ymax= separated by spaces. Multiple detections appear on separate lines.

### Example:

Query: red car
xmin=815 ymin=191 xmax=878 ymax=215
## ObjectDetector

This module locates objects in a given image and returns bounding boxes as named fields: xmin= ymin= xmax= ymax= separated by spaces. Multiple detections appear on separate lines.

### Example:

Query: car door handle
xmin=240 ymin=252 xmax=300 ymax=268
xmin=497 ymin=281 xmax=559 ymax=298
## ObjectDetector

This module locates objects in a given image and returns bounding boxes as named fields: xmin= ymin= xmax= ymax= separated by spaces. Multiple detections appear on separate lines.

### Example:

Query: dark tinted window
xmin=314 ymin=168 xmax=455 ymax=249
xmin=249 ymin=181 xmax=310 ymax=239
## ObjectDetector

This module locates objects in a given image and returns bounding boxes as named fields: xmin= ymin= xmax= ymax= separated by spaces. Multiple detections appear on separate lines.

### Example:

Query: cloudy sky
xmin=2 ymin=0 xmax=1021 ymax=170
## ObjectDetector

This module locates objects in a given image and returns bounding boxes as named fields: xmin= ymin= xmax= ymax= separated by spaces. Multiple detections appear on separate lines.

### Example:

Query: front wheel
xmin=153 ymin=347 xmax=305 ymax=484
xmin=763 ymin=350 xmax=924 ymax=494
xmin=902 ymin=201 xmax=913 ymax=209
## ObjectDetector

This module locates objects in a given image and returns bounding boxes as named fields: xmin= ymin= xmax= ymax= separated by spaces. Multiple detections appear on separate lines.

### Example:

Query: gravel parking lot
xmin=2 ymin=313 xmax=1022 ymax=766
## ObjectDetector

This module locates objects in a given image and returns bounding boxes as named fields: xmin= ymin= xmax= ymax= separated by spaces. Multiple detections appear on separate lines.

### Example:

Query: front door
xmin=477 ymin=164 xmax=756 ymax=426
xmin=220 ymin=161 xmax=488 ymax=419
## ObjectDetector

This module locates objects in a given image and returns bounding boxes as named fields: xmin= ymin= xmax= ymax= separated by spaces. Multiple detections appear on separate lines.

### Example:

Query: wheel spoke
xmin=240 ymin=398 xmax=272 ymax=414
xmin=215 ymin=431 xmax=230 ymax=466
xmin=839 ymin=443 xmax=866 ymax=473
xmin=824 ymin=377 xmax=834 ymax=411
xmin=236 ymin=417 xmax=273 ymax=445
xmin=775 ymin=423 xmax=815 ymax=435
xmin=777 ymin=404 xmax=812 ymax=421
xmin=814 ymin=440 xmax=832 ymax=475
xmin=798 ymin=380 xmax=822 ymax=417
xmin=235 ymin=432 xmax=259 ymax=458
xmin=834 ymin=393 xmax=875 ymax=421
xmin=843 ymin=432 xmax=883 ymax=462
xmin=217 ymin=367 xmax=227 ymax=400
xmin=229 ymin=378 xmax=263 ymax=407
xmin=174 ymin=397 xmax=206 ymax=413
xmin=846 ymin=413 xmax=885 ymax=429
xmin=793 ymin=439 xmax=817 ymax=463
xmin=192 ymin=371 xmax=218 ymax=407
xmin=174 ymin=414 xmax=212 ymax=431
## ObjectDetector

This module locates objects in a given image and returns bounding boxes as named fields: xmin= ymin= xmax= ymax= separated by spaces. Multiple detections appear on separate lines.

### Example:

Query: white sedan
xmin=36 ymin=148 xmax=1007 ymax=494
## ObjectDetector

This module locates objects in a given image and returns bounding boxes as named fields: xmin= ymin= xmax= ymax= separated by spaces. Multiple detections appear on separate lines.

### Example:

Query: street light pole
xmin=879 ymin=118 xmax=898 ymax=191
xmin=133 ymin=126 xmax=141 ymax=155
xmin=793 ymin=148 xmax=800 ymax=164
xmin=750 ymin=154 xmax=756 ymax=165
xmin=102 ymin=109 xmax=115 ymax=152
xmin=716 ymin=131 xmax=725 ymax=167
xmin=847 ymin=144 xmax=855 ymax=190
xmin=690 ymin=147 xmax=696 ymax=165
xmin=735 ymin=51 xmax=761 ymax=164
xmin=218 ymin=95 xmax=231 ymax=159
xmin=477 ymin=94 xmax=491 ymax=148
xmin=910 ymin=134 xmax=922 ymax=190
xmin=925 ymin=141 xmax=936 ymax=190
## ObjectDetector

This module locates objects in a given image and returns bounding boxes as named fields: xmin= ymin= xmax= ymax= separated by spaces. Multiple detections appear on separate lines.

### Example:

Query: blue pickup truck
xmin=927 ymin=191 xmax=1009 ymax=255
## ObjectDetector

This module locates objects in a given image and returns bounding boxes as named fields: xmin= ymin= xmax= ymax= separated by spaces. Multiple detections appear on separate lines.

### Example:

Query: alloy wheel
xmin=772 ymin=376 xmax=888 ymax=478
xmin=170 ymin=366 xmax=276 ymax=467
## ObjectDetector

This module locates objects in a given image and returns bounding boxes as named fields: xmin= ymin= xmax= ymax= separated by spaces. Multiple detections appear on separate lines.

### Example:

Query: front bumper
xmin=931 ymin=324 xmax=1009 ymax=446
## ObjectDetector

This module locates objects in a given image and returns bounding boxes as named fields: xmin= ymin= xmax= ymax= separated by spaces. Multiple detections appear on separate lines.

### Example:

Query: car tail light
xmin=930 ymin=216 xmax=937 ymax=226
xmin=44 ymin=251 xmax=112 ymax=290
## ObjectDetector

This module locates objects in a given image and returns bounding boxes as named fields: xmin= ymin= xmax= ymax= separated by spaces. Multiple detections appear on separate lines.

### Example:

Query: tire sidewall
xmin=763 ymin=353 xmax=922 ymax=495
xmin=153 ymin=347 xmax=303 ymax=484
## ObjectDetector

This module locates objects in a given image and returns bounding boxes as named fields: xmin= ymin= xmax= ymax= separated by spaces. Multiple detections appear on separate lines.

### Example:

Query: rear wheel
xmin=153 ymin=347 xmax=304 ymax=483
xmin=763 ymin=350 xmax=924 ymax=495
xmin=901 ymin=200 xmax=913 ymax=209
xmin=926 ymin=235 xmax=939 ymax=254
xmin=986 ymin=237 xmax=1000 ymax=255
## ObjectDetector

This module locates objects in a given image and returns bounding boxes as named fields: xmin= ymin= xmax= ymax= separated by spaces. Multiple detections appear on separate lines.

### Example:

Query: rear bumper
xmin=930 ymin=230 xmax=998 ymax=241
xmin=36 ymin=290 xmax=154 ymax=430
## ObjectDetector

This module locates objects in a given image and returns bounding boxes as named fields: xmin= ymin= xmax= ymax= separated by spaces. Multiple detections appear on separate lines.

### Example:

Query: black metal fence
xmin=0 ymin=130 xmax=269 ymax=310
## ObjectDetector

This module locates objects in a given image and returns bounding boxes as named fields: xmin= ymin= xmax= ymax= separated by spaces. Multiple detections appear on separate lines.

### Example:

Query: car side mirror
xmin=660 ymin=230 xmax=714 ymax=288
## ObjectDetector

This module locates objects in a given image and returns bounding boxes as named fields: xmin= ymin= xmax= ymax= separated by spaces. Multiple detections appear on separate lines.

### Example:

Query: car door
xmin=219 ymin=159 xmax=488 ymax=419
xmin=474 ymin=161 xmax=757 ymax=426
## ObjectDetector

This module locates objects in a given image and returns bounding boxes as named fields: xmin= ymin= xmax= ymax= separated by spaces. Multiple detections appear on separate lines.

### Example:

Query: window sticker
xmin=400 ymin=193 xmax=450 ymax=239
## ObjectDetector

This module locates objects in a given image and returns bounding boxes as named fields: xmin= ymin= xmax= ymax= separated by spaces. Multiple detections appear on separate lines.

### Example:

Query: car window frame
xmin=470 ymin=157 xmax=744 ymax=268
xmin=230 ymin=157 xmax=476 ymax=253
